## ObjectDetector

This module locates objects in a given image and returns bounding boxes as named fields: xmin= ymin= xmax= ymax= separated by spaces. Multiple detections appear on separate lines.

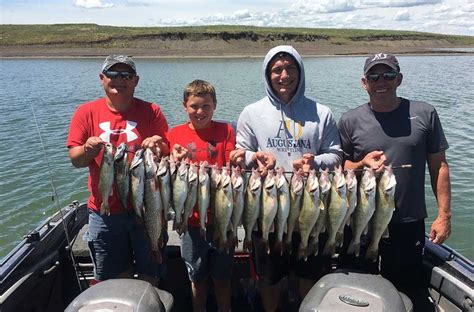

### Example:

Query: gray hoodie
xmin=236 ymin=45 xmax=342 ymax=170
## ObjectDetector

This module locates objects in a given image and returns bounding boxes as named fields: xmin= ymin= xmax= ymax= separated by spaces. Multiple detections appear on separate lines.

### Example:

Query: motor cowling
xmin=65 ymin=278 xmax=173 ymax=312
xmin=299 ymin=270 xmax=413 ymax=312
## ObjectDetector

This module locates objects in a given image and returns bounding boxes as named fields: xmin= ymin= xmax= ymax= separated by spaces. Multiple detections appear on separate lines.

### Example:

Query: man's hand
xmin=83 ymin=137 xmax=104 ymax=157
xmin=361 ymin=150 xmax=386 ymax=173
xmin=429 ymin=215 xmax=451 ymax=244
xmin=172 ymin=144 xmax=188 ymax=161
xmin=230 ymin=149 xmax=246 ymax=169
xmin=292 ymin=154 xmax=315 ymax=174
xmin=252 ymin=151 xmax=276 ymax=177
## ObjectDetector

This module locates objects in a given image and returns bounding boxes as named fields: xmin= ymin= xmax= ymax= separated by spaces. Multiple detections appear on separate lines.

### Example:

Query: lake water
xmin=0 ymin=55 xmax=473 ymax=260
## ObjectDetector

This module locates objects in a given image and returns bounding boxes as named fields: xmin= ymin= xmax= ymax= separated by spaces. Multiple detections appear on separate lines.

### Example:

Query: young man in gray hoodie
xmin=231 ymin=45 xmax=342 ymax=311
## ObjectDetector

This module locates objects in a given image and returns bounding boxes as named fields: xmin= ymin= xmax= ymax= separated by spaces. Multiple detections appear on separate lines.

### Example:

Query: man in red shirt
xmin=67 ymin=55 xmax=169 ymax=286
xmin=167 ymin=80 xmax=236 ymax=312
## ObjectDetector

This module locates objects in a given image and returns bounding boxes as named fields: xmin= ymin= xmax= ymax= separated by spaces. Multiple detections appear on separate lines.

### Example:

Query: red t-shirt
xmin=167 ymin=121 xmax=235 ymax=227
xmin=66 ymin=97 xmax=169 ymax=214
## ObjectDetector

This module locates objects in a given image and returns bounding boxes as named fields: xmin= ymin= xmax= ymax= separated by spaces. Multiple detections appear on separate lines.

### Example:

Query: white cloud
xmin=74 ymin=0 xmax=114 ymax=9
xmin=433 ymin=5 xmax=451 ymax=13
xmin=291 ymin=0 xmax=359 ymax=13
xmin=394 ymin=9 xmax=411 ymax=20
xmin=463 ymin=3 xmax=474 ymax=12
xmin=363 ymin=0 xmax=441 ymax=8
xmin=233 ymin=9 xmax=252 ymax=19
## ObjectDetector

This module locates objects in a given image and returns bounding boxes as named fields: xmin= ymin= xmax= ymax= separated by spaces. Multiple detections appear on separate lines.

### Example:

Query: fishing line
xmin=29 ymin=103 xmax=84 ymax=292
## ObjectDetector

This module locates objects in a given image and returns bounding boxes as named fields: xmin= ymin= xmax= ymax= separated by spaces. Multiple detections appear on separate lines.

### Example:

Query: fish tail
xmin=365 ymin=244 xmax=378 ymax=262
xmin=336 ymin=231 xmax=344 ymax=248
xmin=180 ymin=222 xmax=188 ymax=235
xmin=200 ymin=227 xmax=206 ymax=239
xmin=297 ymin=243 xmax=306 ymax=261
xmin=310 ymin=238 xmax=320 ymax=256
xmin=346 ymin=239 xmax=355 ymax=256
xmin=100 ymin=201 xmax=109 ymax=216
xmin=284 ymin=241 xmax=292 ymax=254
xmin=323 ymin=241 xmax=335 ymax=256
xmin=243 ymin=239 xmax=252 ymax=253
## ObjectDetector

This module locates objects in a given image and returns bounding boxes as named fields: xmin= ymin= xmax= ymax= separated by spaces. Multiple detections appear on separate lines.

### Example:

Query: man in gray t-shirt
xmin=338 ymin=53 xmax=451 ymax=310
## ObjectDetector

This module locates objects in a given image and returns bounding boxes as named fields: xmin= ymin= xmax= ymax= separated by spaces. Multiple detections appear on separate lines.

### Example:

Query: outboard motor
xmin=65 ymin=279 xmax=173 ymax=312
xmin=300 ymin=270 xmax=413 ymax=312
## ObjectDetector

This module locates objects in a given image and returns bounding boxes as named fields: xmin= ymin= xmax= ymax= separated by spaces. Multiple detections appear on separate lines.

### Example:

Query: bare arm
xmin=69 ymin=136 xmax=103 ymax=168
xmin=427 ymin=150 xmax=451 ymax=244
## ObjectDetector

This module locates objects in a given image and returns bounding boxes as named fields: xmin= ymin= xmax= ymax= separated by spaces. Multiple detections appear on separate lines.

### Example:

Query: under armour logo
xmin=99 ymin=121 xmax=138 ymax=143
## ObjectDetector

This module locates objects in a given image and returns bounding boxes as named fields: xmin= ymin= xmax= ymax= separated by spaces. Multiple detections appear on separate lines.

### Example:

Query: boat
xmin=0 ymin=201 xmax=473 ymax=311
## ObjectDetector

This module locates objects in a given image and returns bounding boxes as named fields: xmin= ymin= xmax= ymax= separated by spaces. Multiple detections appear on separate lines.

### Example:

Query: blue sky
xmin=1 ymin=0 xmax=473 ymax=35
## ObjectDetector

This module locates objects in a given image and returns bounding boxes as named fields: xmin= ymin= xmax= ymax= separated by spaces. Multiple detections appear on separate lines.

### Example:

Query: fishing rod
xmin=29 ymin=103 xmax=84 ymax=292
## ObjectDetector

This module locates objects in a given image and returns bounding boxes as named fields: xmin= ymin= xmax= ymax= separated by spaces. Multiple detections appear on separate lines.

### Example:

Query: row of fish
xmin=99 ymin=143 xmax=397 ymax=261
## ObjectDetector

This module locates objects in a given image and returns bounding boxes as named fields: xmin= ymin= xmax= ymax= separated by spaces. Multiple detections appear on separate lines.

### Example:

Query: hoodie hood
xmin=263 ymin=45 xmax=305 ymax=107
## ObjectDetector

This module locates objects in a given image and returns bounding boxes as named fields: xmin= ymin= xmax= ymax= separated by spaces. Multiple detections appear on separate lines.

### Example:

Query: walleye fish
xmin=130 ymin=149 xmax=145 ymax=219
xmin=167 ymin=156 xmax=178 ymax=220
xmin=172 ymin=160 xmax=188 ymax=231
xmin=231 ymin=166 xmax=245 ymax=245
xmin=274 ymin=167 xmax=290 ymax=254
xmin=99 ymin=142 xmax=115 ymax=215
xmin=366 ymin=166 xmax=396 ymax=261
xmin=308 ymin=169 xmax=331 ymax=256
xmin=260 ymin=169 xmax=278 ymax=253
xmin=347 ymin=167 xmax=376 ymax=257
xmin=337 ymin=169 xmax=357 ymax=247
xmin=297 ymin=170 xmax=320 ymax=260
xmin=285 ymin=170 xmax=304 ymax=253
xmin=323 ymin=165 xmax=347 ymax=256
xmin=214 ymin=166 xmax=233 ymax=252
xmin=114 ymin=142 xmax=129 ymax=212
xmin=180 ymin=163 xmax=198 ymax=235
xmin=197 ymin=161 xmax=211 ymax=237
xmin=243 ymin=168 xmax=262 ymax=251
xmin=143 ymin=148 xmax=164 ymax=263
xmin=157 ymin=156 xmax=171 ymax=222
xmin=209 ymin=165 xmax=221 ymax=225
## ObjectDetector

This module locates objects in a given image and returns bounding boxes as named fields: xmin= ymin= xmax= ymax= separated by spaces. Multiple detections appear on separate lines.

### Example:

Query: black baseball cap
xmin=364 ymin=53 xmax=400 ymax=74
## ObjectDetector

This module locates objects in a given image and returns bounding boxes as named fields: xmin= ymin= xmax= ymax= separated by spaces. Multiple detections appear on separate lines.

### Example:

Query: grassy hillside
xmin=1 ymin=24 xmax=473 ymax=47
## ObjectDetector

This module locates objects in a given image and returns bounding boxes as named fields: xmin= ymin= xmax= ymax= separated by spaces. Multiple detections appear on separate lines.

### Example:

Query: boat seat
xmin=65 ymin=278 xmax=173 ymax=312
xmin=300 ymin=270 xmax=413 ymax=312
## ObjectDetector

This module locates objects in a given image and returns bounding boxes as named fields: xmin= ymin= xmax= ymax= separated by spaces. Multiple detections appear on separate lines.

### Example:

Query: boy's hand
xmin=252 ymin=151 xmax=275 ymax=177
xmin=142 ymin=135 xmax=165 ymax=159
xmin=230 ymin=149 xmax=246 ymax=169
xmin=172 ymin=144 xmax=188 ymax=161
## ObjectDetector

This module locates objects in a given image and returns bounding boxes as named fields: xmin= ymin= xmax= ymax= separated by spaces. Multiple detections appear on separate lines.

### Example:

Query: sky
xmin=1 ymin=0 xmax=473 ymax=36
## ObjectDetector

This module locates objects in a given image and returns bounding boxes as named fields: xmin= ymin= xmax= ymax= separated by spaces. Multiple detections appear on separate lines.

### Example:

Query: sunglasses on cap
xmin=103 ymin=70 xmax=136 ymax=80
xmin=365 ymin=71 xmax=398 ymax=83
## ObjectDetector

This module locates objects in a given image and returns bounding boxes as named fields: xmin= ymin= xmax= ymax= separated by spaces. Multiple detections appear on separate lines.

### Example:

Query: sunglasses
xmin=365 ymin=71 xmax=398 ymax=83
xmin=103 ymin=70 xmax=136 ymax=80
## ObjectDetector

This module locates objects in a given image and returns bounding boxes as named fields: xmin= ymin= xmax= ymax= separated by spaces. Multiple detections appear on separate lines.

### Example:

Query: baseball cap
xmin=101 ymin=55 xmax=136 ymax=73
xmin=364 ymin=53 xmax=400 ymax=74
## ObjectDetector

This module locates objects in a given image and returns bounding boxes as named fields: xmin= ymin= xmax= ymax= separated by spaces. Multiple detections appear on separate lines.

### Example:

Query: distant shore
xmin=1 ymin=24 xmax=473 ymax=58
xmin=1 ymin=39 xmax=473 ymax=58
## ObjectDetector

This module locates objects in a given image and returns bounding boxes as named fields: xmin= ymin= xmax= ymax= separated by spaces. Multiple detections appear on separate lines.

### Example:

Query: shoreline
xmin=2 ymin=39 xmax=473 ymax=59
xmin=2 ymin=50 xmax=473 ymax=59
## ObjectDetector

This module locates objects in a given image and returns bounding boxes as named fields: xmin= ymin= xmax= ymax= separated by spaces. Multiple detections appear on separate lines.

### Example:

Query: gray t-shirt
xmin=338 ymin=98 xmax=449 ymax=223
